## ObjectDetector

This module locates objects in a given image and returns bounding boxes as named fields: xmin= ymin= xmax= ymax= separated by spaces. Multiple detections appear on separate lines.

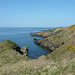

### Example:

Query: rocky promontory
xmin=31 ymin=25 xmax=75 ymax=52
xmin=0 ymin=40 xmax=28 ymax=56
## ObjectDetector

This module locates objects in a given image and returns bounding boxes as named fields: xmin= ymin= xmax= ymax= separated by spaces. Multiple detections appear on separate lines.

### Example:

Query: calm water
xmin=0 ymin=27 xmax=52 ymax=59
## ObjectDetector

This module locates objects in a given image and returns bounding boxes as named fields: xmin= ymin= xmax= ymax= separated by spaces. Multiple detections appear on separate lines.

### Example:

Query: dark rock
xmin=61 ymin=42 xmax=65 ymax=45
xmin=34 ymin=38 xmax=38 ymax=40
xmin=54 ymin=44 xmax=59 ymax=48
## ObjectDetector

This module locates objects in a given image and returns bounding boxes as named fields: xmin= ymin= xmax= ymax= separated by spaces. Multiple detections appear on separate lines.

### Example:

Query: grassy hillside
xmin=0 ymin=25 xmax=75 ymax=75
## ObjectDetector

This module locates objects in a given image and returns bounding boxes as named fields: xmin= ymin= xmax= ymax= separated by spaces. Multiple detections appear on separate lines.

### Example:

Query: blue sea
xmin=0 ymin=27 xmax=53 ymax=59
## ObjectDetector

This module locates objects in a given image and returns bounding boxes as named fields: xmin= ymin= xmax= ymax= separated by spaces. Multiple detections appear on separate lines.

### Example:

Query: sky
xmin=0 ymin=0 xmax=75 ymax=27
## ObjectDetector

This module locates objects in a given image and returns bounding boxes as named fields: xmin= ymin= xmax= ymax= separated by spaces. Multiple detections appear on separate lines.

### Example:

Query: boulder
xmin=34 ymin=38 xmax=38 ymax=40
xmin=21 ymin=46 xmax=28 ymax=56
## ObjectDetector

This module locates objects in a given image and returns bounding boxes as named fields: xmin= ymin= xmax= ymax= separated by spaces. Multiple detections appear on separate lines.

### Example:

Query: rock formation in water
xmin=21 ymin=46 xmax=28 ymax=56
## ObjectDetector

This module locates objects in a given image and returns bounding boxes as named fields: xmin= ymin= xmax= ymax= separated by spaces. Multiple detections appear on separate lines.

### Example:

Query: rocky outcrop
xmin=31 ymin=27 xmax=68 ymax=51
xmin=32 ymin=25 xmax=75 ymax=52
xmin=21 ymin=46 xmax=28 ymax=56
xmin=31 ymin=29 xmax=53 ymax=38
xmin=34 ymin=38 xmax=38 ymax=40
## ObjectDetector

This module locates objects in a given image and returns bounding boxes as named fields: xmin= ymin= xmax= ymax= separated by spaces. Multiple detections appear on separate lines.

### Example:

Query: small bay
xmin=0 ymin=27 xmax=53 ymax=58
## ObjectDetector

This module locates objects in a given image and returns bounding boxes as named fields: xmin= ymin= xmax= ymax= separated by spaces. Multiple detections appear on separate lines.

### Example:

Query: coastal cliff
xmin=0 ymin=25 xmax=75 ymax=75
xmin=31 ymin=25 xmax=75 ymax=52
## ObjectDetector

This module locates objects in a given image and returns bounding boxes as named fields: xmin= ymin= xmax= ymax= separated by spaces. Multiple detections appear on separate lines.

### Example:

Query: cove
xmin=0 ymin=27 xmax=53 ymax=59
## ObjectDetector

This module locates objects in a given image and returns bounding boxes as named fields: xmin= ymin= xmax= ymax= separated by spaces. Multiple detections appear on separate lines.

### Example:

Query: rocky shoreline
xmin=31 ymin=27 xmax=65 ymax=52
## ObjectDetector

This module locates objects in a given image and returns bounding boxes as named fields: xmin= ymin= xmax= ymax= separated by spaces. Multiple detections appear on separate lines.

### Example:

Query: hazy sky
xmin=0 ymin=0 xmax=75 ymax=27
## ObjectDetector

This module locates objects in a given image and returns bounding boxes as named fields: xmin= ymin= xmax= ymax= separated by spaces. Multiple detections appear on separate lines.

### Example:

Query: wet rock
xmin=34 ymin=38 xmax=37 ymax=40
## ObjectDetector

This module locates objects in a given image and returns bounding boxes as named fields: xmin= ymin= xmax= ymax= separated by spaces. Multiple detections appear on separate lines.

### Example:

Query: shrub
xmin=68 ymin=25 xmax=75 ymax=30
xmin=50 ymin=37 xmax=57 ymax=41
xmin=66 ymin=44 xmax=74 ymax=50
xmin=68 ymin=25 xmax=75 ymax=33
xmin=71 ymin=30 xmax=74 ymax=33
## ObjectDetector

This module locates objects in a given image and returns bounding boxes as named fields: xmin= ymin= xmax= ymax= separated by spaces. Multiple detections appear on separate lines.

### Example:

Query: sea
xmin=0 ymin=27 xmax=53 ymax=59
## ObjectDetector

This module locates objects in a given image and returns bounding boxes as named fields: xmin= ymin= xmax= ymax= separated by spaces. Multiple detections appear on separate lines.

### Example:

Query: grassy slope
xmin=0 ymin=25 xmax=75 ymax=75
